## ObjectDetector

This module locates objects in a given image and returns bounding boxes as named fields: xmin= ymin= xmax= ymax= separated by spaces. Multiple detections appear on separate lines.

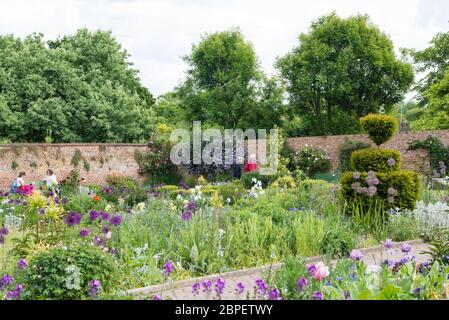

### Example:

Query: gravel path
xmin=124 ymin=240 xmax=431 ymax=300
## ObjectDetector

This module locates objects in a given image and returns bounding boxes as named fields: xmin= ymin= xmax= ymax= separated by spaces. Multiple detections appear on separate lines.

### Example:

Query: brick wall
xmin=287 ymin=130 xmax=449 ymax=173
xmin=0 ymin=144 xmax=149 ymax=190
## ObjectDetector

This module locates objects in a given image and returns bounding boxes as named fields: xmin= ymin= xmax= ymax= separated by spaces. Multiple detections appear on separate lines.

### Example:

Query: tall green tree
xmin=277 ymin=13 xmax=414 ymax=136
xmin=407 ymin=30 xmax=449 ymax=104
xmin=0 ymin=29 xmax=155 ymax=142
xmin=177 ymin=29 xmax=286 ymax=130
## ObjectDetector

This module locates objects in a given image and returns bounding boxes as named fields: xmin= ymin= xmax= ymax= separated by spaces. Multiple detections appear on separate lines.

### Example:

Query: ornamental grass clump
xmin=340 ymin=114 xmax=420 ymax=220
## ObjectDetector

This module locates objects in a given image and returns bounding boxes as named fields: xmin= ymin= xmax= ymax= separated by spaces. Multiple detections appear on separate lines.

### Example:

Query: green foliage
xmin=271 ymin=175 xmax=297 ymax=190
xmin=359 ymin=114 xmax=398 ymax=146
xmin=241 ymin=172 xmax=276 ymax=189
xmin=20 ymin=244 xmax=119 ymax=299
xmin=320 ymin=227 xmax=356 ymax=258
xmin=293 ymin=147 xmax=331 ymax=177
xmin=0 ymin=29 xmax=155 ymax=143
xmin=408 ymin=135 xmax=449 ymax=172
xmin=407 ymin=30 xmax=449 ymax=105
xmin=11 ymin=160 xmax=18 ymax=170
xmin=351 ymin=148 xmax=401 ymax=173
xmin=71 ymin=149 xmax=82 ymax=168
xmin=299 ymin=179 xmax=330 ymax=191
xmin=134 ymin=124 xmax=178 ymax=181
xmin=338 ymin=140 xmax=371 ymax=172
xmin=340 ymin=170 xmax=421 ymax=211
xmin=276 ymin=13 xmax=413 ymax=136
xmin=177 ymin=29 xmax=286 ymax=129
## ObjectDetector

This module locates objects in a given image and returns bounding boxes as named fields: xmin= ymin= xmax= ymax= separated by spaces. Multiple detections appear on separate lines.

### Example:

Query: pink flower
xmin=311 ymin=262 xmax=329 ymax=281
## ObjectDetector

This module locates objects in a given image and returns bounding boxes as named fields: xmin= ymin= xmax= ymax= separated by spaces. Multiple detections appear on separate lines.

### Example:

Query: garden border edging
xmin=122 ymin=239 xmax=426 ymax=298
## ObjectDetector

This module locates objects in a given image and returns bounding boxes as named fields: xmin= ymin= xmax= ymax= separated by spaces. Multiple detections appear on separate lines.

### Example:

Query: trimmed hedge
xmin=360 ymin=114 xmax=397 ymax=146
xmin=337 ymin=140 xmax=372 ymax=172
xmin=340 ymin=170 xmax=420 ymax=211
xmin=351 ymin=148 xmax=401 ymax=173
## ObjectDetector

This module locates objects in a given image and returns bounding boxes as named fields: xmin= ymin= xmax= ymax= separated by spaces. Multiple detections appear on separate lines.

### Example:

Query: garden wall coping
xmin=122 ymin=239 xmax=426 ymax=297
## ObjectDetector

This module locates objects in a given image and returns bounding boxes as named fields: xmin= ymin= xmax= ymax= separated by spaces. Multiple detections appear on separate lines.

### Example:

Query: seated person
xmin=44 ymin=169 xmax=58 ymax=190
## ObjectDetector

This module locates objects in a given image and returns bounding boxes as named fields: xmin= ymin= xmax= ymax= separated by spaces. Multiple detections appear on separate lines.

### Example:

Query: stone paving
xmin=124 ymin=240 xmax=431 ymax=300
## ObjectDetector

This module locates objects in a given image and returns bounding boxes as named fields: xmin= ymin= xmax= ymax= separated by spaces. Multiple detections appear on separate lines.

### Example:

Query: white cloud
xmin=0 ymin=0 xmax=448 ymax=96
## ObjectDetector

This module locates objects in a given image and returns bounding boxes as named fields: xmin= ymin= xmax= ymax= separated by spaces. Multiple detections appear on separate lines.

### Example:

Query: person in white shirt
xmin=16 ymin=172 xmax=26 ymax=187
xmin=44 ymin=169 xmax=58 ymax=190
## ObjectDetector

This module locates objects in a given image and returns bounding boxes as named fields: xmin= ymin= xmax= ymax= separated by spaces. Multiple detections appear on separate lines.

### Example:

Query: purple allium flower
xmin=387 ymin=158 xmax=396 ymax=167
xmin=48 ymin=191 xmax=55 ymax=197
xmin=307 ymin=264 xmax=317 ymax=276
xmin=350 ymin=249 xmax=364 ymax=261
xmin=64 ymin=212 xmax=82 ymax=226
xmin=401 ymin=243 xmax=412 ymax=254
xmin=384 ymin=239 xmax=394 ymax=254
xmin=17 ymin=258 xmax=28 ymax=270
xmin=297 ymin=277 xmax=308 ymax=291
xmin=202 ymin=280 xmax=212 ymax=293
xmin=214 ymin=278 xmax=225 ymax=295
xmin=152 ymin=294 xmax=162 ymax=300
xmin=235 ymin=282 xmax=245 ymax=294
xmin=109 ymin=215 xmax=122 ymax=226
xmin=89 ymin=210 xmax=100 ymax=221
xmin=39 ymin=208 xmax=45 ymax=215
xmin=100 ymin=211 xmax=110 ymax=220
xmin=102 ymin=225 xmax=111 ymax=234
xmin=186 ymin=201 xmax=197 ymax=212
xmin=312 ymin=291 xmax=323 ymax=300
xmin=0 ymin=274 xmax=14 ymax=287
xmin=0 ymin=227 xmax=9 ymax=236
xmin=79 ymin=229 xmax=91 ymax=238
xmin=367 ymin=186 xmax=377 ymax=197
xmin=88 ymin=279 xmax=101 ymax=299
xmin=367 ymin=171 xmax=376 ymax=178
xmin=387 ymin=187 xmax=398 ymax=196
xmin=92 ymin=236 xmax=105 ymax=248
xmin=5 ymin=284 xmax=23 ymax=300
xmin=351 ymin=182 xmax=360 ymax=190
xmin=255 ymin=278 xmax=268 ymax=294
xmin=268 ymin=288 xmax=282 ymax=300
xmin=352 ymin=172 xmax=360 ymax=180
xmin=163 ymin=261 xmax=175 ymax=276
xmin=383 ymin=259 xmax=394 ymax=267
xmin=179 ymin=181 xmax=189 ymax=190
xmin=192 ymin=282 xmax=201 ymax=295
xmin=61 ymin=197 xmax=68 ymax=205
xmin=181 ymin=210 xmax=193 ymax=221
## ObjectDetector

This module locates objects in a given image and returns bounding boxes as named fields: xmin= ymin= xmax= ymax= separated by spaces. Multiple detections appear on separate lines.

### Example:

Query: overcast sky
xmin=0 ymin=0 xmax=448 ymax=97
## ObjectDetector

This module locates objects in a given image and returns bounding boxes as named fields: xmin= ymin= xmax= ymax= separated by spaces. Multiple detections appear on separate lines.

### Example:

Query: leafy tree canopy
xmin=277 ymin=12 xmax=414 ymax=136
xmin=0 ymin=29 xmax=155 ymax=143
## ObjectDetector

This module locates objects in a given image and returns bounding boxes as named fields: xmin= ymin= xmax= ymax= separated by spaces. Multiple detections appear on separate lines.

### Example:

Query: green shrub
xmin=340 ymin=170 xmax=420 ymax=211
xmin=338 ymin=140 xmax=371 ymax=172
xmin=21 ymin=245 xmax=119 ymax=299
xmin=105 ymin=174 xmax=139 ymax=189
xmin=320 ymin=228 xmax=356 ymax=258
xmin=241 ymin=172 xmax=275 ymax=189
xmin=351 ymin=148 xmax=401 ymax=173
xmin=299 ymin=179 xmax=330 ymax=191
xmin=408 ymin=135 xmax=449 ymax=174
xmin=213 ymin=182 xmax=245 ymax=204
xmin=360 ymin=114 xmax=398 ymax=146
xmin=293 ymin=146 xmax=331 ymax=177
xmin=291 ymin=169 xmax=307 ymax=183
xmin=271 ymin=175 xmax=297 ymax=190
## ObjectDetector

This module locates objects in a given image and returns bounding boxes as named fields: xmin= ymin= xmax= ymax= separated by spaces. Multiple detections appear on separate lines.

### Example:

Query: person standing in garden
xmin=244 ymin=154 xmax=258 ymax=173
xmin=44 ymin=169 xmax=59 ymax=191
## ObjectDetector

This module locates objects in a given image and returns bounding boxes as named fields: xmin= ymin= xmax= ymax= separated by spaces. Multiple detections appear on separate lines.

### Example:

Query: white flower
xmin=136 ymin=202 xmax=146 ymax=211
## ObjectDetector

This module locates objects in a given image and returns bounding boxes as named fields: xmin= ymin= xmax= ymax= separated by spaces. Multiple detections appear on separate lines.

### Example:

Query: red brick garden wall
xmin=0 ymin=144 xmax=149 ymax=190
xmin=287 ymin=130 xmax=449 ymax=173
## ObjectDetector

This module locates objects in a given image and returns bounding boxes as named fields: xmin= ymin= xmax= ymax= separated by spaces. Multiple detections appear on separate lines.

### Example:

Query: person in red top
xmin=244 ymin=154 xmax=258 ymax=173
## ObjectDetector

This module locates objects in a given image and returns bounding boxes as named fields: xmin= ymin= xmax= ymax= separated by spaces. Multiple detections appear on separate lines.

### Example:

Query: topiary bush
xmin=337 ymin=140 xmax=372 ymax=172
xmin=20 ymin=244 xmax=119 ymax=299
xmin=340 ymin=170 xmax=420 ymax=211
xmin=360 ymin=114 xmax=397 ymax=146
xmin=351 ymin=148 xmax=401 ymax=173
